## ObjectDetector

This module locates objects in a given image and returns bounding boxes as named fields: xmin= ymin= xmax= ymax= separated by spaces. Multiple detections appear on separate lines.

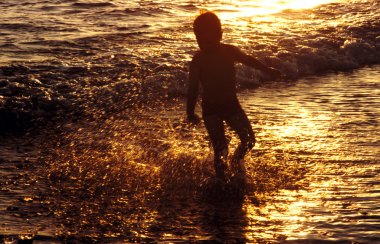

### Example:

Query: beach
xmin=1 ymin=0 xmax=379 ymax=242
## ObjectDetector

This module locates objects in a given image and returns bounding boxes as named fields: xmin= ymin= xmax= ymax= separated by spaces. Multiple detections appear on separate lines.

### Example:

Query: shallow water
xmin=242 ymin=67 xmax=380 ymax=161
xmin=238 ymin=66 xmax=380 ymax=242
xmin=1 ymin=66 xmax=379 ymax=242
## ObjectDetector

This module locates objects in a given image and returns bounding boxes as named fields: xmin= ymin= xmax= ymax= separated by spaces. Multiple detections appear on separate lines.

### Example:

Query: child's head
xmin=193 ymin=12 xmax=222 ymax=51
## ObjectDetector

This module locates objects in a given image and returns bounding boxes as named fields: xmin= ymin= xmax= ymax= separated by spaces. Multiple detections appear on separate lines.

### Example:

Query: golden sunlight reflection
xmin=1 ymin=0 xmax=379 ymax=241
xmin=216 ymin=0 xmax=342 ymax=21
xmin=258 ymin=106 xmax=340 ymax=158
xmin=243 ymin=175 xmax=340 ymax=241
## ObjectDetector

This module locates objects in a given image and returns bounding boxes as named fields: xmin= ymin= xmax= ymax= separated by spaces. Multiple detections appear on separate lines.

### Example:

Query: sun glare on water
xmin=270 ymin=0 xmax=339 ymax=10
xmin=217 ymin=0 xmax=341 ymax=20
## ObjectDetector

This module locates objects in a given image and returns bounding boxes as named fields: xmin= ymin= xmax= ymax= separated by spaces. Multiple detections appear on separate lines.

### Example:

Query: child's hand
xmin=187 ymin=114 xmax=201 ymax=125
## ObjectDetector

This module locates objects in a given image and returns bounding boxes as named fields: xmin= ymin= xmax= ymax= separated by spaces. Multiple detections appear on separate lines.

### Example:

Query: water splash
xmin=37 ymin=103 xmax=308 ymax=241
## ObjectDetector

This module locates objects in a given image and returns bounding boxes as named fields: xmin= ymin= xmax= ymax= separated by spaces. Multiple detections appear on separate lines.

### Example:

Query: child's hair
xmin=193 ymin=11 xmax=222 ymax=36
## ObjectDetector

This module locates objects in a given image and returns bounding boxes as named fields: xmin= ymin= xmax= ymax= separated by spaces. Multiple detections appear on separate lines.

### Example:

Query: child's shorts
xmin=202 ymin=108 xmax=255 ymax=154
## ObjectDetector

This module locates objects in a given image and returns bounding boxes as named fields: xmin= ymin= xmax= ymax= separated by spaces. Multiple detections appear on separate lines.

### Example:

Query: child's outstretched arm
xmin=236 ymin=48 xmax=281 ymax=78
xmin=186 ymin=59 xmax=201 ymax=123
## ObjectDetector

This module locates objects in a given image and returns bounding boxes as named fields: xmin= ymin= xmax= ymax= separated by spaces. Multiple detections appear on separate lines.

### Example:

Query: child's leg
xmin=203 ymin=114 xmax=228 ymax=178
xmin=226 ymin=109 xmax=255 ymax=171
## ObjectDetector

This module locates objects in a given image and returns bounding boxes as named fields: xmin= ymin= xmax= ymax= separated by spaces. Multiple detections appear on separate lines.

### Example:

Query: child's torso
xmin=196 ymin=44 xmax=240 ymax=115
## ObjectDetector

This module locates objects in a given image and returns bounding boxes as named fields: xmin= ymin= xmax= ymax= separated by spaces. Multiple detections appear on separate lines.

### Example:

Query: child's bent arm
xmin=236 ymin=49 xmax=281 ymax=77
xmin=186 ymin=60 xmax=200 ymax=119
xmin=239 ymin=53 xmax=273 ymax=72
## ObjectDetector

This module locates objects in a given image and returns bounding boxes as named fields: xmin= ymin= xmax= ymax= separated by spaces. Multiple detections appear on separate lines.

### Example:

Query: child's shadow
xmin=150 ymin=156 xmax=259 ymax=242
xmin=196 ymin=176 xmax=254 ymax=242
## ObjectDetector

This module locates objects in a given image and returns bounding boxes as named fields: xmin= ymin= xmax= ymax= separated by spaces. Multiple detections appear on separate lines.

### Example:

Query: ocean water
xmin=0 ymin=0 xmax=379 ymax=131
xmin=0 ymin=0 xmax=379 ymax=242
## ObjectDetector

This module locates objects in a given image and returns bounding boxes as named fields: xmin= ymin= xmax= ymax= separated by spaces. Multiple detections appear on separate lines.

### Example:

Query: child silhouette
xmin=187 ymin=12 xmax=281 ymax=180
